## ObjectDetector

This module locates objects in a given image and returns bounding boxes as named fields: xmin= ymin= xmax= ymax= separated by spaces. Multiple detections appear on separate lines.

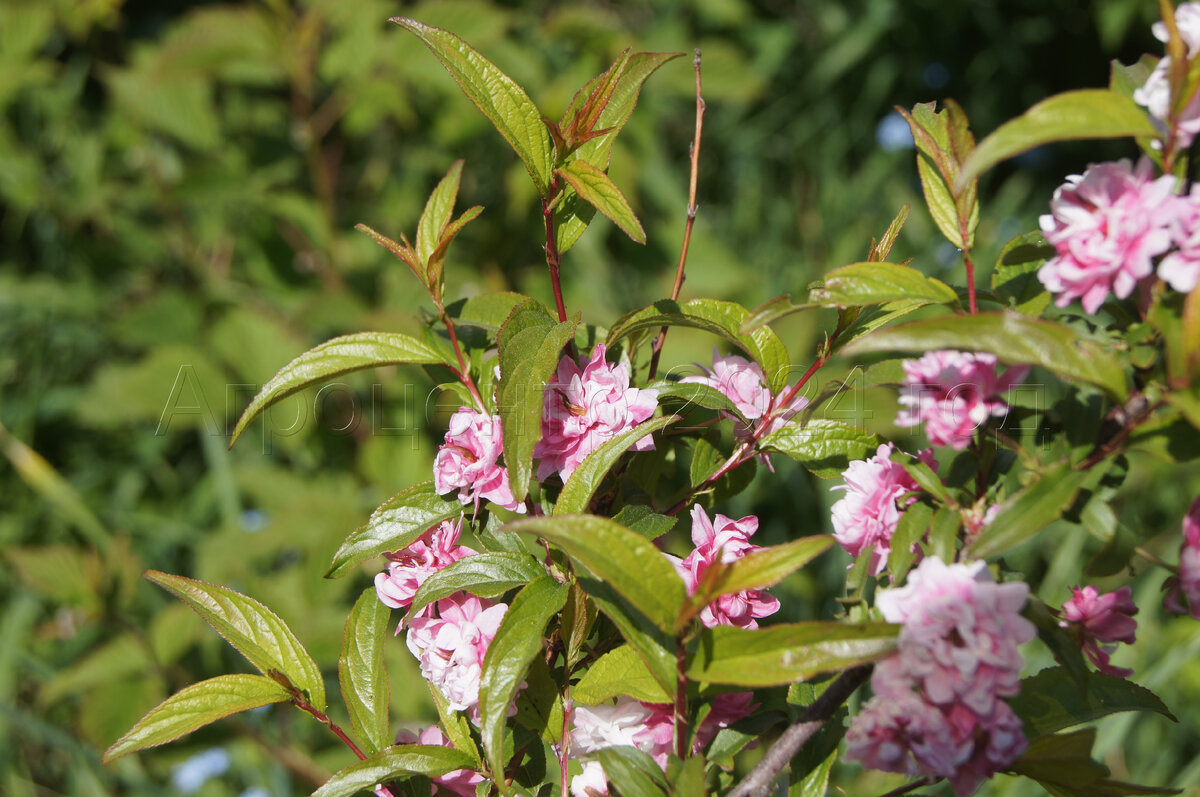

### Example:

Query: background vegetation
xmin=3 ymin=0 xmax=1198 ymax=795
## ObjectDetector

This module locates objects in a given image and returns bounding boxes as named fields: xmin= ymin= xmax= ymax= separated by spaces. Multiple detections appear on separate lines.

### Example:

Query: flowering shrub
xmin=103 ymin=6 xmax=1200 ymax=796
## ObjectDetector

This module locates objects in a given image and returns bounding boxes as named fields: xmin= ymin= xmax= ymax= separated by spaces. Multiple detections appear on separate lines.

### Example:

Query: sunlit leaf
xmin=408 ymin=552 xmax=546 ymax=615
xmin=312 ymin=745 xmax=477 ymax=797
xmin=339 ymin=588 xmax=391 ymax=755
xmin=556 ymin=160 xmax=645 ymax=244
xmin=555 ymin=416 xmax=678 ymax=515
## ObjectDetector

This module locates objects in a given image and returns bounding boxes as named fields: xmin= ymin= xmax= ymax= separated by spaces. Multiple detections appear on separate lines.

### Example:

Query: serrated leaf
xmin=555 ymin=416 xmax=678 ymax=515
xmin=504 ymin=515 xmax=686 ymax=632
xmin=355 ymin=224 xmax=423 ymax=283
xmin=416 ymin=160 xmax=464 ymax=267
xmin=869 ymin=204 xmax=911 ymax=263
xmin=573 ymin=645 xmax=672 ymax=705
xmin=446 ymin=292 xmax=539 ymax=334
xmin=312 ymin=745 xmax=477 ymax=797
xmin=145 ymin=572 xmax=325 ymax=710
xmin=612 ymin=505 xmax=677 ymax=541
xmin=327 ymin=482 xmax=464 ymax=578
xmin=992 ymin=231 xmax=1055 ymax=316
xmin=607 ymin=299 xmax=791 ymax=393
xmin=497 ymin=301 xmax=577 ymax=499
xmin=599 ymin=746 xmax=670 ymax=796
xmin=758 ymin=420 xmax=883 ymax=479
xmin=648 ymin=381 xmax=748 ymax=421
xmin=556 ymin=160 xmax=645 ymax=244
xmin=479 ymin=576 xmax=568 ymax=783
xmin=582 ymin=576 xmax=678 ymax=695
xmin=739 ymin=294 xmax=819 ymax=334
xmin=687 ymin=537 xmax=833 ymax=624
xmin=808 ymin=262 xmax=958 ymax=308
xmin=339 ymin=588 xmax=391 ymax=755
xmin=102 ymin=674 xmax=290 ymax=762
xmin=1009 ymin=667 xmax=1177 ymax=738
xmin=408 ymin=552 xmax=546 ymax=615
xmin=427 ymin=205 xmax=484 ymax=292
xmin=840 ymin=311 xmax=1129 ymax=402
xmin=391 ymin=18 xmax=553 ymax=196
xmin=231 ymin=332 xmax=451 ymax=446
xmin=687 ymin=622 xmax=897 ymax=686
xmin=968 ymin=463 xmax=1099 ymax=560
xmin=957 ymin=90 xmax=1161 ymax=187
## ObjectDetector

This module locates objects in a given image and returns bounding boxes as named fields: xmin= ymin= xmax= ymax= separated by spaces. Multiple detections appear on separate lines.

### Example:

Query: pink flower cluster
xmin=568 ymin=693 xmax=754 ymax=795
xmin=831 ymin=443 xmax=933 ymax=576
xmin=846 ymin=558 xmax=1036 ymax=795
xmin=1059 ymin=585 xmax=1138 ymax=678
xmin=406 ymin=595 xmax=508 ymax=717
xmin=375 ymin=519 xmax=475 ymax=611
xmin=896 ymin=350 xmax=1027 ymax=450
xmin=682 ymin=348 xmax=807 ymax=438
xmin=434 ymin=407 xmax=524 ymax=512
xmin=1165 ymin=496 xmax=1200 ymax=619
xmin=669 ymin=505 xmax=781 ymax=629
xmin=396 ymin=726 xmax=485 ymax=796
xmin=535 ymin=344 xmax=659 ymax=483
xmin=1134 ymin=2 xmax=1200 ymax=149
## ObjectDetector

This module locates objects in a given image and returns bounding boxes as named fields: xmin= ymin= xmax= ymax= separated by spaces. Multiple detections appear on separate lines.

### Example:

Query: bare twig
xmin=648 ymin=49 xmax=705 ymax=380
xmin=877 ymin=777 xmax=937 ymax=797
xmin=727 ymin=665 xmax=872 ymax=797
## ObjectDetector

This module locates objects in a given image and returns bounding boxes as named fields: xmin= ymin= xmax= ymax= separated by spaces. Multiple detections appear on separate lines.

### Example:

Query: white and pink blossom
xmin=1134 ymin=2 xmax=1200 ymax=148
xmin=681 ymin=349 xmax=808 ymax=451
xmin=669 ymin=505 xmax=780 ymax=629
xmin=1060 ymin=585 xmax=1138 ymax=677
xmin=433 ymin=407 xmax=524 ymax=512
xmin=406 ymin=594 xmax=508 ymax=715
xmin=896 ymin=351 xmax=1027 ymax=450
xmin=535 ymin=344 xmax=659 ymax=483
xmin=1038 ymin=158 xmax=1178 ymax=314
xmin=375 ymin=519 xmax=476 ymax=612
xmin=395 ymin=726 xmax=485 ymax=796
xmin=830 ymin=443 xmax=933 ymax=575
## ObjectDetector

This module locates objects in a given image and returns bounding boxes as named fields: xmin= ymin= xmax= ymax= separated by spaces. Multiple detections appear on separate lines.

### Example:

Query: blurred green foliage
xmin=2 ymin=0 xmax=1197 ymax=795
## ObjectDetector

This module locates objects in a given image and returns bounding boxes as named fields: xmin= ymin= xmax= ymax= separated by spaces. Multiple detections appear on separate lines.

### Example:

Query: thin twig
xmin=439 ymin=305 xmax=485 ymax=410
xmin=648 ymin=49 xmax=705 ymax=381
xmin=674 ymin=636 xmax=689 ymax=759
xmin=877 ymin=777 xmax=937 ymax=797
xmin=727 ymin=665 xmax=872 ymax=797
xmin=543 ymin=176 xmax=569 ymax=324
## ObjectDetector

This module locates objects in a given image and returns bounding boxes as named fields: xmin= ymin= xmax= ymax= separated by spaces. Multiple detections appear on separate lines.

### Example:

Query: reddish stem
xmin=542 ymin=177 xmax=569 ymax=324
xmin=674 ymin=637 xmax=688 ymax=759
xmin=291 ymin=693 xmax=368 ymax=762
xmin=963 ymin=249 xmax=978 ymax=314
xmin=440 ymin=306 xmax=485 ymax=410
xmin=561 ymin=677 xmax=573 ymax=794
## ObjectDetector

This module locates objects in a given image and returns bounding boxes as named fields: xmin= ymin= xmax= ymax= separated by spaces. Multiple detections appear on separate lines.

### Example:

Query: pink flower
xmin=1166 ymin=496 xmax=1200 ymax=619
xmin=433 ymin=408 xmax=524 ymax=512
xmin=830 ymin=443 xmax=933 ymax=575
xmin=1134 ymin=3 xmax=1200 ymax=148
xmin=681 ymin=349 xmax=808 ymax=444
xmin=406 ymin=594 xmax=508 ymax=715
xmin=1161 ymin=186 xmax=1200 ymax=293
xmin=848 ymin=557 xmax=1033 ymax=794
xmin=375 ymin=519 xmax=476 ymax=612
xmin=896 ymin=351 xmax=1028 ymax=450
xmin=1038 ymin=158 xmax=1178 ymax=314
xmin=1060 ymin=585 xmax=1138 ymax=677
xmin=877 ymin=558 xmax=1035 ymax=721
xmin=535 ymin=344 xmax=659 ymax=483
xmin=571 ymin=761 xmax=609 ymax=797
xmin=670 ymin=505 xmax=780 ymax=629
xmin=395 ymin=726 xmax=484 ymax=797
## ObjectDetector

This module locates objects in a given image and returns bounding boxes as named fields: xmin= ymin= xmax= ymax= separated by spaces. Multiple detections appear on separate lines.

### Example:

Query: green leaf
xmin=1010 ymin=729 xmax=1110 ymax=792
xmin=607 ymin=299 xmax=791 ymax=393
xmin=580 ymin=575 xmax=678 ymax=695
xmin=145 ymin=571 xmax=325 ymax=711
xmin=447 ymin=292 xmax=538 ymax=334
xmin=957 ymin=90 xmax=1161 ymax=187
xmin=479 ymin=576 xmax=568 ymax=783
xmin=992 ymin=231 xmax=1055 ymax=316
xmin=758 ymin=420 xmax=883 ymax=479
xmin=503 ymin=515 xmax=686 ymax=632
xmin=555 ymin=416 xmax=678 ymax=515
xmin=612 ymin=505 xmax=677 ymax=541
xmin=968 ymin=463 xmax=1099 ymax=560
xmin=355 ymin=223 xmax=423 ymax=284
xmin=572 ymin=645 xmax=672 ymax=705
xmin=739 ymin=294 xmax=818 ymax=334
xmin=408 ymin=552 xmax=546 ymax=615
xmin=649 ymin=380 xmax=748 ymax=421
xmin=426 ymin=205 xmax=484 ymax=292
xmin=1009 ymin=667 xmax=1177 ymax=739
xmin=327 ymin=481 xmax=463 ymax=578
xmin=312 ymin=745 xmax=478 ymax=797
xmin=231 ymin=332 xmax=451 ymax=446
xmin=808 ymin=262 xmax=958 ymax=308
xmin=598 ymin=748 xmax=670 ymax=796
xmin=887 ymin=501 xmax=933 ymax=584
xmin=339 ymin=588 xmax=391 ymax=755
xmin=840 ymin=311 xmax=1129 ymax=402
xmin=687 ymin=622 xmax=898 ymax=686
xmin=416 ymin=160 xmax=464 ymax=268
xmin=102 ymin=674 xmax=290 ymax=762
xmin=496 ymin=299 xmax=577 ymax=499
xmin=898 ymin=101 xmax=978 ymax=249
xmin=688 ymin=537 xmax=834 ymax=622
xmin=390 ymin=18 xmax=553 ymax=196
xmin=556 ymin=160 xmax=646 ymax=244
